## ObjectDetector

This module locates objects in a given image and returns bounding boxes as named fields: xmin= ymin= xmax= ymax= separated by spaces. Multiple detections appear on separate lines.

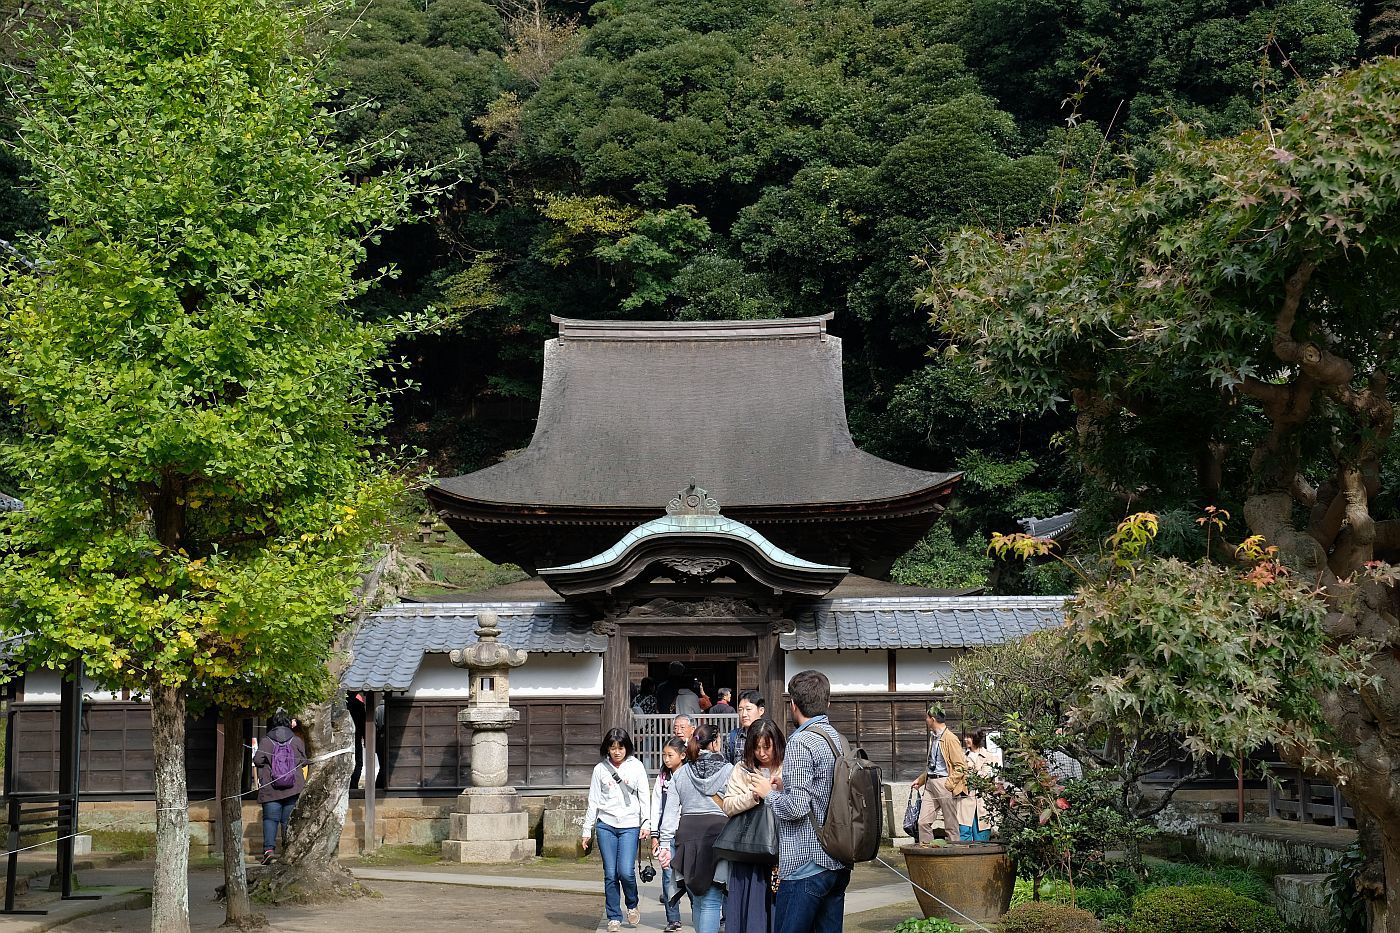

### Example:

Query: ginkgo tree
xmin=0 ymin=2 xmax=425 ymax=931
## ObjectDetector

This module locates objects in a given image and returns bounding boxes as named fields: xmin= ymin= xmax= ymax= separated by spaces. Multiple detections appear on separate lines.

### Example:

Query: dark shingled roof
xmin=342 ymin=603 xmax=605 ymax=691
xmin=344 ymin=594 xmax=1066 ymax=689
xmin=782 ymin=596 xmax=1067 ymax=651
xmin=435 ymin=316 xmax=957 ymax=510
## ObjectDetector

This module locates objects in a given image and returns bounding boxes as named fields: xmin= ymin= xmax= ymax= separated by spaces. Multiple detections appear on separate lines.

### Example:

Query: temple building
xmin=7 ymin=315 xmax=1066 ymax=810
xmin=341 ymin=315 xmax=1066 ymax=790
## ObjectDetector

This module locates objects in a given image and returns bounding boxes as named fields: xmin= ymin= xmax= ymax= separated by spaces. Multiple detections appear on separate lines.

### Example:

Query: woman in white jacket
xmin=582 ymin=728 xmax=652 ymax=932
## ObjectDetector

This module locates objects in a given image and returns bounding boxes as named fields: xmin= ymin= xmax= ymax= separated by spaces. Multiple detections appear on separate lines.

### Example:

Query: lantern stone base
xmin=441 ymin=787 xmax=535 ymax=863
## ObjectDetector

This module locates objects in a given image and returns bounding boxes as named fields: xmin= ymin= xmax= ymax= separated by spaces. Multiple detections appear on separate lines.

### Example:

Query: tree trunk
xmin=250 ymin=696 xmax=364 ymax=904
xmin=151 ymin=684 xmax=191 ymax=933
xmin=219 ymin=710 xmax=263 ymax=928
xmin=1379 ymin=832 xmax=1399 ymax=933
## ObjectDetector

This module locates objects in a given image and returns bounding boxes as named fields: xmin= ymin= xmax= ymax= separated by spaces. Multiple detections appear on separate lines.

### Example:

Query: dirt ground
xmin=51 ymin=867 xmax=600 ymax=932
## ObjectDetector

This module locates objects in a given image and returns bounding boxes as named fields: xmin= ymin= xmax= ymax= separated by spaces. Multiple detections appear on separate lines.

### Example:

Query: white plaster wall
xmin=21 ymin=669 xmax=126 ymax=702
xmin=406 ymin=651 xmax=604 ymax=699
xmin=895 ymin=649 xmax=958 ymax=692
xmin=784 ymin=650 xmax=887 ymax=694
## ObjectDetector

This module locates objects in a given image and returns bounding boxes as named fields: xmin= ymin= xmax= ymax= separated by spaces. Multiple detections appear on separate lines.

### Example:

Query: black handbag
xmin=713 ymin=792 xmax=779 ymax=864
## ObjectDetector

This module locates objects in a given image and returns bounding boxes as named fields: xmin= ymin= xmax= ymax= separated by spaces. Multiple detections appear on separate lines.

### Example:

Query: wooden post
xmin=364 ymin=690 xmax=377 ymax=853
xmin=56 ymin=661 xmax=82 ymax=898
xmin=213 ymin=719 xmax=225 ymax=856
xmin=603 ymin=628 xmax=630 ymax=733
xmin=757 ymin=629 xmax=786 ymax=730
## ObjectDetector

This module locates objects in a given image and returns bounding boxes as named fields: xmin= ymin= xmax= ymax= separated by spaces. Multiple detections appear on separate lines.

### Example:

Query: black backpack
xmin=806 ymin=726 xmax=883 ymax=865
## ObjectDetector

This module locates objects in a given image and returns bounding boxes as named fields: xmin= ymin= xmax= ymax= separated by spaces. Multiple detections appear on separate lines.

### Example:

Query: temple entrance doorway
xmin=642 ymin=660 xmax=739 ymax=706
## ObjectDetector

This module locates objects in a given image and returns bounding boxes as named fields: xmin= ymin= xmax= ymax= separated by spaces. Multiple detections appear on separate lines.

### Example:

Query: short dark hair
xmin=599 ymin=727 xmax=634 ymax=760
xmin=668 ymin=661 xmax=686 ymax=676
xmin=738 ymin=689 xmax=765 ymax=709
xmin=639 ymin=677 xmax=655 ymax=693
xmin=742 ymin=718 xmax=786 ymax=772
xmin=970 ymin=729 xmax=987 ymax=749
xmin=927 ymin=705 xmax=947 ymax=724
xmin=787 ymin=670 xmax=829 ymax=718
xmin=688 ymin=722 xmax=721 ymax=761
xmin=268 ymin=709 xmax=293 ymax=730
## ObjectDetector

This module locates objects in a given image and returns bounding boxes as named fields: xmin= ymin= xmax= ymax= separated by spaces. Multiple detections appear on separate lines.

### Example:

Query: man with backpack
xmin=753 ymin=669 xmax=865 ymax=933
xmin=254 ymin=709 xmax=308 ymax=864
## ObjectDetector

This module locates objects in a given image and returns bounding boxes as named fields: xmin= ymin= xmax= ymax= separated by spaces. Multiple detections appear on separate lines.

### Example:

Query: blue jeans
xmin=261 ymin=795 xmax=298 ymax=852
xmin=596 ymin=822 xmax=640 ymax=922
xmin=774 ymin=867 xmax=851 ymax=933
xmin=659 ymin=841 xmax=681 ymax=924
xmin=692 ymin=881 xmax=725 ymax=933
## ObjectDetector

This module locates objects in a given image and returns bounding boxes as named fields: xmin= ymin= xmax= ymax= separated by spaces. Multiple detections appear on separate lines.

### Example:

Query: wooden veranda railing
xmin=1267 ymin=763 xmax=1356 ymax=827
xmin=631 ymin=713 xmax=738 ymax=773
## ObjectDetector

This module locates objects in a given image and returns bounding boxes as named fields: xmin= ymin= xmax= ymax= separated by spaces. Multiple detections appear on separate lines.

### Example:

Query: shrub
xmin=893 ymin=918 xmax=963 ymax=933
xmin=1011 ymin=880 xmax=1132 ymax=919
xmin=1144 ymin=862 xmax=1275 ymax=905
xmin=1128 ymin=885 xmax=1289 ymax=933
xmin=1001 ymin=902 xmax=1101 ymax=933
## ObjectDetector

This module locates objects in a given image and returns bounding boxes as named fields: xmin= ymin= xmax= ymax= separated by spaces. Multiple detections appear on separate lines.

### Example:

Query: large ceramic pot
xmin=899 ymin=842 xmax=1015 ymax=924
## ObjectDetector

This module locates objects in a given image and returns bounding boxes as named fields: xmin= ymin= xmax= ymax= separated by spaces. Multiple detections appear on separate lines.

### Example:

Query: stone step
xmin=1274 ymin=873 xmax=1334 ymax=933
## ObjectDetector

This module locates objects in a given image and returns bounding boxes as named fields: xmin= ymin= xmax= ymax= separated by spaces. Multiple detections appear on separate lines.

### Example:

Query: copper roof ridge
xmin=549 ymin=314 xmax=835 ymax=342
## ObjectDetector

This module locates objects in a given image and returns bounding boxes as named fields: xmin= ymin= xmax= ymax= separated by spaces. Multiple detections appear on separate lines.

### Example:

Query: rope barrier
xmin=0 ymin=747 xmax=354 ymax=860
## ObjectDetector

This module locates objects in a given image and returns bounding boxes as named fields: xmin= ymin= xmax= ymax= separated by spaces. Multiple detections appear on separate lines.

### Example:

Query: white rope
xmin=0 ymin=747 xmax=355 ymax=860
xmin=873 ymin=853 xmax=998 ymax=933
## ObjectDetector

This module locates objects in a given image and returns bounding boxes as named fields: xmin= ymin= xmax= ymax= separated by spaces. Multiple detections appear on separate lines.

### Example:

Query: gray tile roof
xmin=345 ymin=595 xmax=1069 ymax=690
xmin=781 ymin=596 xmax=1068 ymax=651
xmin=1017 ymin=510 xmax=1079 ymax=540
xmin=342 ymin=602 xmax=606 ymax=691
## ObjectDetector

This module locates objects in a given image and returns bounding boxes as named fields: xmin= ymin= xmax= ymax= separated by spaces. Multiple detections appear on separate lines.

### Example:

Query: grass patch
xmin=88 ymin=828 xmax=156 ymax=855
xmin=396 ymin=537 xmax=526 ymax=595
xmin=355 ymin=842 xmax=443 ymax=866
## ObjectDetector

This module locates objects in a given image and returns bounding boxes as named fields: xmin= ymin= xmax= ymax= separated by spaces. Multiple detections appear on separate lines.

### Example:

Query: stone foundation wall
xmin=1274 ymin=873 xmax=1333 ymax=933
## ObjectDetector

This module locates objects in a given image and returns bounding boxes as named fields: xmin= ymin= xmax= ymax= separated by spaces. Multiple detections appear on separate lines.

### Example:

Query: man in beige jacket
xmin=911 ymin=708 xmax=967 ymax=843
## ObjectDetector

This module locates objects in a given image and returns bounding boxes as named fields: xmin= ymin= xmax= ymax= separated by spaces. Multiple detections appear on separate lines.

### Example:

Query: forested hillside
xmin=0 ymin=0 xmax=1379 ymax=591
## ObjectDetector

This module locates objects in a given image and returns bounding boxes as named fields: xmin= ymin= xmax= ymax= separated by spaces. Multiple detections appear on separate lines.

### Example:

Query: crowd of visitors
xmin=583 ymin=670 xmax=860 ymax=933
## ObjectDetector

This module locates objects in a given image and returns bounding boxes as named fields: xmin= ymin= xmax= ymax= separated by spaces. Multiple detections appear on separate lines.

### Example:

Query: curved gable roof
xmin=434 ymin=316 xmax=957 ymax=510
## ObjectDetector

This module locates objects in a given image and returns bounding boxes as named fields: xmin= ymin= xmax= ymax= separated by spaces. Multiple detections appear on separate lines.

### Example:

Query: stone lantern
xmin=440 ymin=610 xmax=534 ymax=862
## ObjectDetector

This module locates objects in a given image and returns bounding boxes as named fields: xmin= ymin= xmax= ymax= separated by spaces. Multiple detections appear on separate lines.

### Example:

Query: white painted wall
xmin=784 ymin=650 xmax=887 ymax=694
xmin=895 ymin=649 xmax=958 ymax=693
xmin=21 ymin=670 xmax=126 ymax=702
xmin=406 ymin=651 xmax=604 ymax=699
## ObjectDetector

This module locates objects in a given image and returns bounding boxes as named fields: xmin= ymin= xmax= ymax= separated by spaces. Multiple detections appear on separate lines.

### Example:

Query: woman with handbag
xmin=719 ymin=718 xmax=785 ymax=933
xmin=663 ymin=722 xmax=734 ymax=933
xmin=651 ymin=737 xmax=688 ymax=933
xmin=581 ymin=728 xmax=652 ymax=933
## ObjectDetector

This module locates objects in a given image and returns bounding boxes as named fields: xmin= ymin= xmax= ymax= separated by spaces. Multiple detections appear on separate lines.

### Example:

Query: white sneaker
xmin=607 ymin=922 xmax=622 ymax=932
xmin=626 ymin=906 xmax=640 ymax=926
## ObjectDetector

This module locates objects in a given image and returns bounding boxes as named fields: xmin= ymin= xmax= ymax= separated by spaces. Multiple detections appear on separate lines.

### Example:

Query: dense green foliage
xmin=0 ymin=0 xmax=418 ymax=711
xmin=1127 ymin=885 xmax=1288 ymax=933
xmin=0 ymin=0 xmax=1369 ymax=584
xmin=1013 ymin=861 xmax=1280 ymax=921
xmin=892 ymin=918 xmax=964 ymax=933
xmin=1001 ymin=902 xmax=1102 ymax=933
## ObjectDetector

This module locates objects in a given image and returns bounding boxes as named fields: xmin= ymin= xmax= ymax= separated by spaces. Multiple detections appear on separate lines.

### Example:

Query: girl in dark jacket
xmin=253 ymin=709 xmax=307 ymax=863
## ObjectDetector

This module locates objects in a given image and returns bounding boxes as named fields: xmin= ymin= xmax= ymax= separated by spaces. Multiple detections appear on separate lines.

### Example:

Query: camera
xmin=639 ymin=863 xmax=657 ymax=883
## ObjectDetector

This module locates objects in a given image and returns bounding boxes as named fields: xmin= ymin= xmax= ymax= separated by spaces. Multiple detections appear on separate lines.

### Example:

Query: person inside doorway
xmin=655 ymin=661 xmax=688 ymax=714
xmin=709 ymin=688 xmax=735 ymax=715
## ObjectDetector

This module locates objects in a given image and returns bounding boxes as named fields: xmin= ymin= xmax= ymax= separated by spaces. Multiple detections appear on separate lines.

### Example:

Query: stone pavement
xmin=0 ymin=858 xmax=921 ymax=932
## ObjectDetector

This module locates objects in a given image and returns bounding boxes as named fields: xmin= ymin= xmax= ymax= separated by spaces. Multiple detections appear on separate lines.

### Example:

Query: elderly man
xmin=912 ymin=707 xmax=967 ymax=844
xmin=672 ymin=714 xmax=695 ymax=743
